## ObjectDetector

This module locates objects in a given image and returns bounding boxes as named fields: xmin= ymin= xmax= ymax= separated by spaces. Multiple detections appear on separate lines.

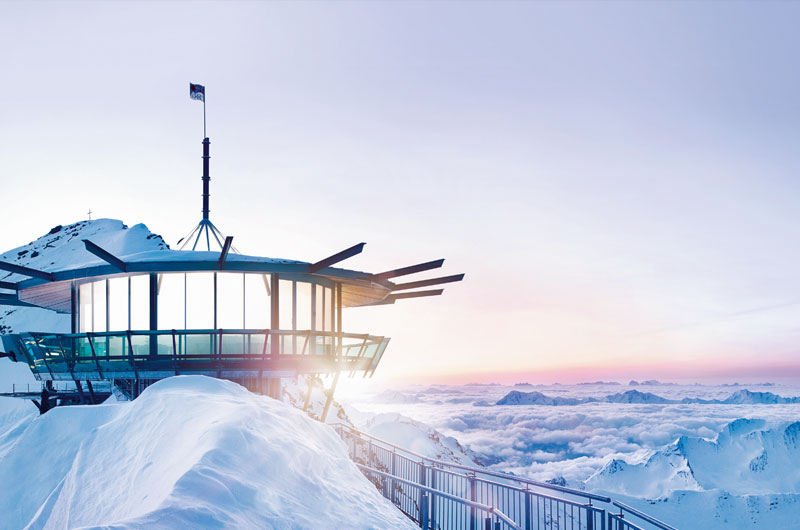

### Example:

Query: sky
xmin=2 ymin=2 xmax=800 ymax=385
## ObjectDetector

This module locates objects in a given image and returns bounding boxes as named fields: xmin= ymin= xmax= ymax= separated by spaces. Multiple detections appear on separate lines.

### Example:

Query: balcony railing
xmin=333 ymin=424 xmax=678 ymax=530
xmin=15 ymin=329 xmax=389 ymax=381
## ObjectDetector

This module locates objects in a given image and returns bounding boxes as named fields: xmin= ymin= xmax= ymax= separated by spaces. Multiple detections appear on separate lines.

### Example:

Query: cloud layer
xmin=344 ymin=382 xmax=800 ymax=485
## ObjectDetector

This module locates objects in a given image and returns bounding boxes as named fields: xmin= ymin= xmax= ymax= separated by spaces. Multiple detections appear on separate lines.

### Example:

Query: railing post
xmin=429 ymin=466 xmax=437 ymax=530
xmin=484 ymin=517 xmax=491 ymax=530
xmin=418 ymin=461 xmax=426 ymax=526
xmin=469 ymin=475 xmax=478 ymax=530
xmin=420 ymin=492 xmax=429 ymax=529
xmin=524 ymin=488 xmax=532 ymax=530
xmin=391 ymin=449 xmax=397 ymax=505
xmin=494 ymin=521 xmax=501 ymax=530
xmin=587 ymin=505 xmax=594 ymax=530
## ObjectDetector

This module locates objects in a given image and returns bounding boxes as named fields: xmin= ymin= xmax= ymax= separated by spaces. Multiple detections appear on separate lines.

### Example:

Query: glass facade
xmin=186 ymin=272 xmax=214 ymax=329
xmin=76 ymin=273 xmax=339 ymax=334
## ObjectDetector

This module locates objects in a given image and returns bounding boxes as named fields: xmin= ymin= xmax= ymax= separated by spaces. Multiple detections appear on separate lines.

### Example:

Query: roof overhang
xmin=10 ymin=245 xmax=463 ymax=313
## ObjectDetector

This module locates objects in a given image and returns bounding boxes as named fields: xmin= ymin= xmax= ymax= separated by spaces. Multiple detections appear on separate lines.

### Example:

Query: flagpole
xmin=203 ymin=96 xmax=207 ymax=138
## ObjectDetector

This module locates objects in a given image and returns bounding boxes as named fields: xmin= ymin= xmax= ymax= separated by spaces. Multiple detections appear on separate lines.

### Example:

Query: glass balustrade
xmin=16 ymin=330 xmax=387 ymax=379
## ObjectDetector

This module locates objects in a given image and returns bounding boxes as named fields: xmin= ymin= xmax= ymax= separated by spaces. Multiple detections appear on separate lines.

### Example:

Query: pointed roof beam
xmin=218 ymin=236 xmax=234 ymax=270
xmin=0 ymin=281 xmax=18 ymax=291
xmin=0 ymin=261 xmax=54 ymax=282
xmin=372 ymin=259 xmax=444 ymax=282
xmin=0 ymin=293 xmax=36 ymax=307
xmin=309 ymin=243 xmax=366 ymax=274
xmin=83 ymin=240 xmax=127 ymax=272
xmin=391 ymin=288 xmax=444 ymax=300
xmin=369 ymin=288 xmax=445 ymax=305
xmin=391 ymin=273 xmax=465 ymax=291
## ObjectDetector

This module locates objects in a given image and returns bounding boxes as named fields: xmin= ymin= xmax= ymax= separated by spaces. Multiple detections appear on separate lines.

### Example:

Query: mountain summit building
xmin=0 ymin=135 xmax=463 ymax=415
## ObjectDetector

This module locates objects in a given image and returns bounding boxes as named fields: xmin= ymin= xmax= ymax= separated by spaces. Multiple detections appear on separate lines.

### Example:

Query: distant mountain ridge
xmin=495 ymin=389 xmax=800 ymax=406
xmin=587 ymin=419 xmax=800 ymax=497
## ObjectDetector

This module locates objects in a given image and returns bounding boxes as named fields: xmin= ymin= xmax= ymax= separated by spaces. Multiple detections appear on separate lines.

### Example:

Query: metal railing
xmin=607 ymin=502 xmax=676 ymax=530
xmin=333 ymin=424 xmax=677 ymax=530
xmin=359 ymin=463 xmax=521 ymax=530
xmin=7 ymin=381 xmax=113 ymax=394
xmin=13 ymin=329 xmax=389 ymax=379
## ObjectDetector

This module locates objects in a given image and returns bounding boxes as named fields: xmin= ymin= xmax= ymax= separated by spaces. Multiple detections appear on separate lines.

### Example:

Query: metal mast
xmin=178 ymin=84 xmax=237 ymax=252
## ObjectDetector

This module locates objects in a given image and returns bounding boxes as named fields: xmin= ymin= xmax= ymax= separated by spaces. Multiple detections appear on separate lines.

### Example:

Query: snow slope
xmin=357 ymin=412 xmax=483 ymax=467
xmin=0 ymin=376 xmax=415 ymax=530
xmin=588 ymin=419 xmax=800 ymax=497
xmin=587 ymin=420 xmax=800 ymax=529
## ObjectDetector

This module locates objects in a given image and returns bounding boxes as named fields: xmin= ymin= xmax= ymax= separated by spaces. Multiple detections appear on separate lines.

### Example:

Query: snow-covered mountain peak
xmin=589 ymin=419 xmax=800 ymax=499
xmin=604 ymin=389 xmax=672 ymax=404
xmin=0 ymin=219 xmax=168 ymax=284
xmin=717 ymin=418 xmax=766 ymax=444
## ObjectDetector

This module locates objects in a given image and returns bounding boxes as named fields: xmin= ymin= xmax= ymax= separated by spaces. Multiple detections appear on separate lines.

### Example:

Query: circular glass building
xmin=0 ymin=137 xmax=463 ymax=413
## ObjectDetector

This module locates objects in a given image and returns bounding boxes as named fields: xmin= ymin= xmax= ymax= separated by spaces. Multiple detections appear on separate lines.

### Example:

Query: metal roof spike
xmin=373 ymin=259 xmax=445 ymax=282
xmin=309 ymin=243 xmax=366 ymax=273
xmin=82 ymin=240 xmax=128 ymax=272
xmin=391 ymin=274 xmax=465 ymax=291
xmin=218 ymin=236 xmax=234 ymax=269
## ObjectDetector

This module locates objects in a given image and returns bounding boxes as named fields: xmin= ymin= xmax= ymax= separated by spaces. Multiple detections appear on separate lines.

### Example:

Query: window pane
xmin=108 ymin=277 xmax=129 ymax=331
xmin=331 ymin=285 xmax=338 ymax=332
xmin=279 ymin=280 xmax=293 ymax=330
xmin=296 ymin=282 xmax=311 ymax=330
xmin=218 ymin=272 xmax=244 ymax=329
xmin=79 ymin=282 xmax=93 ymax=332
xmin=245 ymin=274 xmax=270 ymax=329
xmin=130 ymin=275 xmax=150 ymax=330
xmin=158 ymin=274 xmax=185 ymax=330
xmin=94 ymin=280 xmax=107 ymax=333
xmin=186 ymin=273 xmax=214 ymax=329
xmin=324 ymin=287 xmax=333 ymax=332
xmin=315 ymin=284 xmax=323 ymax=331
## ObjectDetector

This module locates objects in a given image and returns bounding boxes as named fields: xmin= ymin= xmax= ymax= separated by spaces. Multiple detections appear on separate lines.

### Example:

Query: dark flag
xmin=190 ymin=83 xmax=205 ymax=102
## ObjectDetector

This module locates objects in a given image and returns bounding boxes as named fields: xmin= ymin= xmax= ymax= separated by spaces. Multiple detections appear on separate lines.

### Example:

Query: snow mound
xmin=587 ymin=419 xmax=800 ymax=499
xmin=0 ymin=376 xmax=414 ymax=530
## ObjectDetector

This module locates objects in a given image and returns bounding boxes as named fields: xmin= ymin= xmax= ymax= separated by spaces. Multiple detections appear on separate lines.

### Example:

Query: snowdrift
xmin=0 ymin=376 xmax=415 ymax=530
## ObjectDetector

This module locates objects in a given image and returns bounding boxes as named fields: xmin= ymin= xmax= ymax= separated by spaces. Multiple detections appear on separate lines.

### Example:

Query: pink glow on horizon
xmin=378 ymin=359 xmax=800 ymax=386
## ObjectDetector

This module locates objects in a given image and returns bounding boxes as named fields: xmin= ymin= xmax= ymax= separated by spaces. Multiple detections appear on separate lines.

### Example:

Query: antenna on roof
xmin=177 ymin=83 xmax=238 ymax=253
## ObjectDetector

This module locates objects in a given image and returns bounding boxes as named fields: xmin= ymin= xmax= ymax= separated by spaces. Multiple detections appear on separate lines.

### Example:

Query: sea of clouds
xmin=342 ymin=381 xmax=800 ymax=486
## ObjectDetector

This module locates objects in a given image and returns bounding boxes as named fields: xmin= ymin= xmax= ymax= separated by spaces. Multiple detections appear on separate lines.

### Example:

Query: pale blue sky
xmin=2 ymin=2 xmax=800 ymax=383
